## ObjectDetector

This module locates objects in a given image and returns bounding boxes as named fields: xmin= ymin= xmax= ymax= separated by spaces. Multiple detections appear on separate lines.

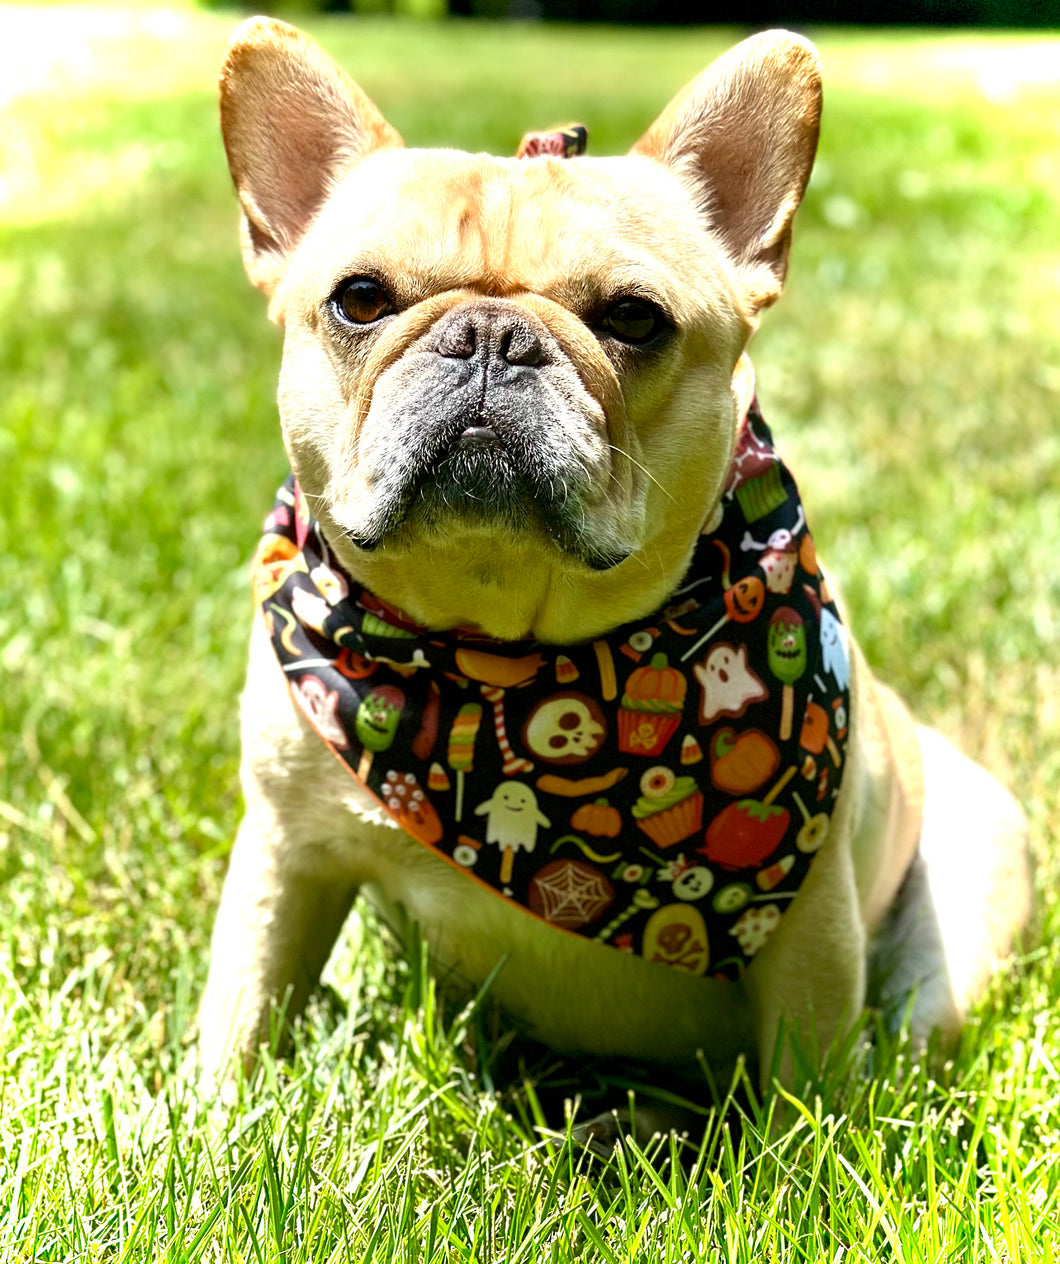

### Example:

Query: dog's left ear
xmin=633 ymin=30 xmax=821 ymax=316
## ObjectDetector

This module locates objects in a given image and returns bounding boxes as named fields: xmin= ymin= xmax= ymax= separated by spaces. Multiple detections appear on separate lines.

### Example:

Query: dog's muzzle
xmin=421 ymin=301 xmax=550 ymax=504
xmin=347 ymin=300 xmax=629 ymax=570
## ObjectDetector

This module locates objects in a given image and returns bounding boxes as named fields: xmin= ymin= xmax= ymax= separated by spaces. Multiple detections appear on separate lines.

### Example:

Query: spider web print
xmin=532 ymin=864 xmax=614 ymax=927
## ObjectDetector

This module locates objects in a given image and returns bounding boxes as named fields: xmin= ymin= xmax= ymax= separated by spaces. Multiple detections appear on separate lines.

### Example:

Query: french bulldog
xmin=197 ymin=18 xmax=1032 ymax=1109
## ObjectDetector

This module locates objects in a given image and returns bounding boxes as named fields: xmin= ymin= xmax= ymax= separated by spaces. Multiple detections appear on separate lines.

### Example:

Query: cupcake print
xmin=631 ymin=766 xmax=704 ymax=848
xmin=617 ymin=653 xmax=686 ymax=756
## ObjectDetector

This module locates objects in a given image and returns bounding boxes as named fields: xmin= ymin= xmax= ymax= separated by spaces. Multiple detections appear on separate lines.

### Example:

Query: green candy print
xmin=355 ymin=685 xmax=406 ymax=752
xmin=768 ymin=607 xmax=806 ymax=740
xmin=767 ymin=607 xmax=806 ymax=684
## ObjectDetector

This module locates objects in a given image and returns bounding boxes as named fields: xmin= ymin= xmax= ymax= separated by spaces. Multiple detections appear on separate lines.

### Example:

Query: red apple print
xmin=700 ymin=800 xmax=790 ymax=870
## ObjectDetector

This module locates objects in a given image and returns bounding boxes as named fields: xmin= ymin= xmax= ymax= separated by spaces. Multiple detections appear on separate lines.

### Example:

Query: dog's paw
xmin=569 ymin=1110 xmax=626 ymax=1158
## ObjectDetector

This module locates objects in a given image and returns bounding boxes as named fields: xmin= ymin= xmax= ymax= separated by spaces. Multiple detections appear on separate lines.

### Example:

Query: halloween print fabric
xmin=254 ymin=401 xmax=851 ymax=980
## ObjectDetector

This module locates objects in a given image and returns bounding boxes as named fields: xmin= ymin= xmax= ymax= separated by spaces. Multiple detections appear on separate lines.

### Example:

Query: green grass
xmin=1 ymin=9 xmax=1058 ymax=1259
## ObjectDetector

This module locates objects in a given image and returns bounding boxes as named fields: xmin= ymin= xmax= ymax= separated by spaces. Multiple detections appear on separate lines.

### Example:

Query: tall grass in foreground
xmin=0 ymin=11 xmax=1058 ymax=1259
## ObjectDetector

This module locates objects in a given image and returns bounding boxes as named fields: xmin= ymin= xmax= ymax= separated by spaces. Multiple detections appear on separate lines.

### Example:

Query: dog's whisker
xmin=607 ymin=444 xmax=677 ymax=505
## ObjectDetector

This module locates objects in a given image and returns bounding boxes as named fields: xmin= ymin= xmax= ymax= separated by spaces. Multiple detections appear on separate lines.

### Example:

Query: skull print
xmin=522 ymin=691 xmax=607 ymax=765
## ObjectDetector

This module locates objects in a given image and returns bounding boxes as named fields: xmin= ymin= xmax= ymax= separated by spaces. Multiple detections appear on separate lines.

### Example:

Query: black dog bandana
xmin=254 ymin=399 xmax=851 ymax=980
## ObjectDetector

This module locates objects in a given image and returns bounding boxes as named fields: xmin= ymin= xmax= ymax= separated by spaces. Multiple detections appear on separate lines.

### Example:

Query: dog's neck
xmin=344 ymin=531 xmax=697 ymax=644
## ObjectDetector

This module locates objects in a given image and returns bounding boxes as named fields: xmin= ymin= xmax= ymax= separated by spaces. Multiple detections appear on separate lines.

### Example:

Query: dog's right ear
xmin=220 ymin=18 xmax=402 ymax=296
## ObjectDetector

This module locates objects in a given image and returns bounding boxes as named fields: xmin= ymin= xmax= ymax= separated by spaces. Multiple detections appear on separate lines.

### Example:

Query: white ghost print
xmin=475 ymin=781 xmax=550 ymax=853
xmin=819 ymin=609 xmax=850 ymax=690
xmin=694 ymin=642 xmax=768 ymax=724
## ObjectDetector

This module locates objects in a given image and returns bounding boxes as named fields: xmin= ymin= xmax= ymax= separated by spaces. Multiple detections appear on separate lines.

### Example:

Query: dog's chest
xmin=349 ymin=792 xmax=756 ymax=1070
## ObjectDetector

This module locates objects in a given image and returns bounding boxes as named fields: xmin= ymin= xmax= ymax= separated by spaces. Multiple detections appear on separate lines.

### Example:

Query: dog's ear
xmin=632 ymin=30 xmax=821 ymax=316
xmin=220 ymin=18 xmax=402 ymax=295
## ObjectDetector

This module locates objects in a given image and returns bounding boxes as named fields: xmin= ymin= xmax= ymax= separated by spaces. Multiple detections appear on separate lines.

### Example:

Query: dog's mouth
xmin=417 ymin=423 xmax=539 ymax=522
xmin=347 ymin=421 xmax=627 ymax=570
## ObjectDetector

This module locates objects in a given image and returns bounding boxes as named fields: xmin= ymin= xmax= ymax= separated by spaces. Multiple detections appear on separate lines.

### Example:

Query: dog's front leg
xmin=742 ymin=839 xmax=866 ymax=1091
xmin=197 ymin=616 xmax=364 ymax=1083
xmin=197 ymin=804 xmax=359 ymax=1082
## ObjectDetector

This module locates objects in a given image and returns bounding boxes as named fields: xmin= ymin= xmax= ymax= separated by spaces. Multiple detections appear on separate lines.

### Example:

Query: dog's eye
xmin=600 ymin=298 xmax=666 ymax=345
xmin=334 ymin=277 xmax=391 ymax=324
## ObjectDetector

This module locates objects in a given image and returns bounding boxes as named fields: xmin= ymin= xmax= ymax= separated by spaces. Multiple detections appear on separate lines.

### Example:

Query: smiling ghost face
xmin=493 ymin=783 xmax=536 ymax=814
xmin=475 ymin=781 xmax=549 ymax=852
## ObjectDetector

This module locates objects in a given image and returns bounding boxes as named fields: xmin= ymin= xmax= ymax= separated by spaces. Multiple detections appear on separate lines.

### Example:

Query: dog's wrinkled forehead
xmin=283 ymin=147 xmax=740 ymax=324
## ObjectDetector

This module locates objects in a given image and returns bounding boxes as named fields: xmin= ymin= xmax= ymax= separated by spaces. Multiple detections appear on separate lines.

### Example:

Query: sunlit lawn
xmin=1 ymin=7 xmax=1058 ymax=1259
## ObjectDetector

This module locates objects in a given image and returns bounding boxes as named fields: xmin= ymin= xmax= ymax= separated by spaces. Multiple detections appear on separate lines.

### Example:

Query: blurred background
xmin=196 ymin=0 xmax=1060 ymax=23
xmin=1 ymin=1 xmax=1058 ymax=1254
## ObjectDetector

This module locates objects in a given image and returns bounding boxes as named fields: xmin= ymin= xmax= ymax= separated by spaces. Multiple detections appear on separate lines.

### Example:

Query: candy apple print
xmin=699 ymin=767 xmax=797 ymax=870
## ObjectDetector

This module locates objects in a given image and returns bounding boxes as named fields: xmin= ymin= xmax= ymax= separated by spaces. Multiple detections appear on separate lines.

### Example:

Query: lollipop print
xmin=679 ymin=576 xmax=765 ymax=663
xmin=767 ymin=607 xmax=807 ymax=740
xmin=680 ymin=542 xmax=765 ymax=663
xmin=792 ymin=791 xmax=829 ymax=853
xmin=447 ymin=702 xmax=482 ymax=821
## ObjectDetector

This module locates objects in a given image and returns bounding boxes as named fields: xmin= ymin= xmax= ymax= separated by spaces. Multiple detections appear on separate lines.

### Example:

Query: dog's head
xmin=221 ymin=21 xmax=820 ymax=642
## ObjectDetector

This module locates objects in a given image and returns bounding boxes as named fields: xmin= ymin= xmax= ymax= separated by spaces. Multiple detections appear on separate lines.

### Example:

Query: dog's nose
xmin=433 ymin=302 xmax=545 ymax=368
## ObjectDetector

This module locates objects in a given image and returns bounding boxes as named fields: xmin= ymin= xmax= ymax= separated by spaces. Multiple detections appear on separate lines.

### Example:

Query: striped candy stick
xmin=481 ymin=686 xmax=534 ymax=775
xmin=594 ymin=888 xmax=660 ymax=943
